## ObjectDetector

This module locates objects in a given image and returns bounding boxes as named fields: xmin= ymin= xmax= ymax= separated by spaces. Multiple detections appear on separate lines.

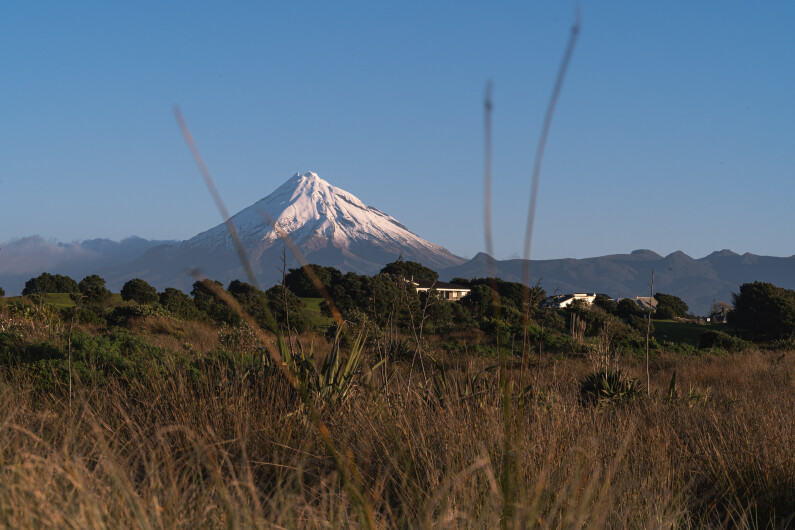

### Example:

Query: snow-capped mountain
xmin=107 ymin=172 xmax=465 ymax=290
xmin=187 ymin=171 xmax=462 ymax=265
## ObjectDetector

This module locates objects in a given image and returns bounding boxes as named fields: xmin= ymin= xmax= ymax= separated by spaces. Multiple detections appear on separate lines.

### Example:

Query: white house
xmin=541 ymin=293 xmax=597 ymax=309
xmin=411 ymin=279 xmax=471 ymax=301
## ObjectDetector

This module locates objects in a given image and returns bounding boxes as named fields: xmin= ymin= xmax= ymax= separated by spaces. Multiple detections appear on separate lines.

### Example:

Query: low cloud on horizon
xmin=0 ymin=235 xmax=176 ymax=295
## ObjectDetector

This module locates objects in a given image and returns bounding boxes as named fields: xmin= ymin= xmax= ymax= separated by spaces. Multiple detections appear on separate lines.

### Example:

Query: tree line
xmin=4 ymin=265 xmax=794 ymax=346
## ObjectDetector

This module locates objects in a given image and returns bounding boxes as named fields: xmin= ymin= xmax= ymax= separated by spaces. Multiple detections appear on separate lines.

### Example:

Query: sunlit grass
xmin=300 ymin=296 xmax=333 ymax=329
xmin=0 ymin=320 xmax=792 ymax=527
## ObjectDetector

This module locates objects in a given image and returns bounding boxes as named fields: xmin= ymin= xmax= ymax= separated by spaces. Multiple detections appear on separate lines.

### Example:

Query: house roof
xmin=633 ymin=296 xmax=658 ymax=310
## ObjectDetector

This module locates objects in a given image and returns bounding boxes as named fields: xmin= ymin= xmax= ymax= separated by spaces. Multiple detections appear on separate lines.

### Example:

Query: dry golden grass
xmin=0 ymin=335 xmax=792 ymax=528
xmin=126 ymin=315 xmax=224 ymax=354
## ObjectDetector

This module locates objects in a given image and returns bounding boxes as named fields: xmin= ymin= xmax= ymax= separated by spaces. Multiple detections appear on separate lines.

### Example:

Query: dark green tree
xmin=23 ymin=273 xmax=79 ymax=295
xmin=78 ymin=275 xmax=112 ymax=306
xmin=121 ymin=278 xmax=159 ymax=305
xmin=453 ymin=277 xmax=545 ymax=314
xmin=424 ymin=295 xmax=455 ymax=333
xmin=460 ymin=284 xmax=497 ymax=320
xmin=284 ymin=264 xmax=335 ymax=297
xmin=265 ymin=284 xmax=308 ymax=333
xmin=594 ymin=294 xmax=618 ymax=314
xmin=729 ymin=282 xmax=795 ymax=342
xmin=228 ymin=280 xmax=272 ymax=328
xmin=380 ymin=259 xmax=438 ymax=281
xmin=0 ymin=286 xmax=5 ymax=298
xmin=159 ymin=288 xmax=202 ymax=320
xmin=653 ymin=293 xmax=689 ymax=320
xmin=321 ymin=271 xmax=372 ymax=319
xmin=617 ymin=298 xmax=642 ymax=319
xmin=191 ymin=279 xmax=241 ymax=327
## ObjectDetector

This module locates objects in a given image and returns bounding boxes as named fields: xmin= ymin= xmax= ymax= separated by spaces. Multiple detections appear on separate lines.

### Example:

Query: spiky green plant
xmin=579 ymin=369 xmax=644 ymax=406
xmin=428 ymin=362 xmax=497 ymax=406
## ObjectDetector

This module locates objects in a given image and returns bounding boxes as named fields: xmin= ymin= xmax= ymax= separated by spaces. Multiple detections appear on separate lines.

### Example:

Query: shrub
xmin=626 ymin=314 xmax=653 ymax=334
xmin=698 ymin=330 xmax=752 ymax=352
xmin=729 ymin=282 xmax=795 ymax=342
xmin=108 ymin=304 xmax=171 ymax=327
xmin=0 ymin=331 xmax=24 ymax=364
xmin=579 ymin=369 xmax=644 ymax=406
xmin=159 ymin=288 xmax=203 ymax=320
xmin=78 ymin=275 xmax=113 ymax=307
xmin=121 ymin=278 xmax=159 ymax=305
xmin=191 ymin=280 xmax=242 ymax=327
xmin=22 ymin=273 xmax=79 ymax=295
xmin=654 ymin=293 xmax=689 ymax=319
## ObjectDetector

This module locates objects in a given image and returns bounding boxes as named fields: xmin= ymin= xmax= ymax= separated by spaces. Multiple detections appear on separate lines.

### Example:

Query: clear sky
xmin=2 ymin=1 xmax=794 ymax=261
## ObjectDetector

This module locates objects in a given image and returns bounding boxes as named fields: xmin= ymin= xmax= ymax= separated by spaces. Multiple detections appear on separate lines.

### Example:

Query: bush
xmin=265 ymin=284 xmax=309 ymax=333
xmin=626 ymin=314 xmax=654 ymax=334
xmin=579 ymin=369 xmax=644 ymax=406
xmin=698 ymin=330 xmax=752 ymax=352
xmin=0 ymin=331 xmax=24 ymax=364
xmin=121 ymin=278 xmax=159 ymax=305
xmin=654 ymin=293 xmax=689 ymax=319
xmin=22 ymin=273 xmax=80 ymax=295
xmin=1 ymin=330 xmax=164 ymax=390
xmin=191 ymin=280 xmax=242 ymax=327
xmin=78 ymin=275 xmax=112 ymax=307
xmin=617 ymin=298 xmax=642 ymax=319
xmin=108 ymin=304 xmax=171 ymax=327
xmin=729 ymin=282 xmax=795 ymax=342
xmin=74 ymin=305 xmax=108 ymax=326
xmin=159 ymin=288 xmax=203 ymax=321
xmin=325 ymin=322 xmax=354 ymax=349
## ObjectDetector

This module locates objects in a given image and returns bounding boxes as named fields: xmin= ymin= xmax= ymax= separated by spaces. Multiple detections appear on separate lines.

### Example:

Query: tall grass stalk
xmin=175 ymin=108 xmax=375 ymax=528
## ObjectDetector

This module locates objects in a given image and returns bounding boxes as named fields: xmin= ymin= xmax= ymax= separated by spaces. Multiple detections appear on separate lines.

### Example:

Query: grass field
xmin=4 ymin=292 xmax=128 ymax=309
xmin=1 ymin=296 xmax=793 ymax=527
xmin=653 ymin=319 xmax=709 ymax=347
xmin=301 ymin=296 xmax=333 ymax=328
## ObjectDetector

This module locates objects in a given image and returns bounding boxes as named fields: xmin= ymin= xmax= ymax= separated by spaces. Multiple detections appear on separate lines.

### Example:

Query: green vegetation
xmin=22 ymin=272 xmax=79 ymax=295
xmin=78 ymin=274 xmax=113 ymax=307
xmin=379 ymin=258 xmax=438 ymax=281
xmin=730 ymin=281 xmax=795 ymax=341
xmin=120 ymin=278 xmax=159 ymax=305
xmin=1 ymin=267 xmax=793 ymax=526
xmin=301 ymin=296 xmax=333 ymax=328
xmin=653 ymin=319 xmax=706 ymax=347
xmin=653 ymin=292 xmax=689 ymax=319
xmin=579 ymin=369 xmax=644 ymax=406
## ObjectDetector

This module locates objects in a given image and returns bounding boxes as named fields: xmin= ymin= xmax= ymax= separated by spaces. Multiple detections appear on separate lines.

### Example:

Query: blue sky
xmin=2 ymin=1 xmax=794 ymax=261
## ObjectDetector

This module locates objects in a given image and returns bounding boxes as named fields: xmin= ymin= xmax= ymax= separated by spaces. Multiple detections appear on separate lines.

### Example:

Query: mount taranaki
xmin=105 ymin=172 xmax=466 ymax=291
xmin=5 ymin=171 xmax=793 ymax=315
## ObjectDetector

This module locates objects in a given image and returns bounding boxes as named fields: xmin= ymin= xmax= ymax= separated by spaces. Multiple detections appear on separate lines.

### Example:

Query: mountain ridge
xmin=439 ymin=249 xmax=795 ymax=315
xmin=3 ymin=173 xmax=794 ymax=315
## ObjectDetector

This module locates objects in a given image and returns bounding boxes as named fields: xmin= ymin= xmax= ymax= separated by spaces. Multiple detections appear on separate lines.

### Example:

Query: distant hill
xmin=438 ymin=249 xmax=795 ymax=315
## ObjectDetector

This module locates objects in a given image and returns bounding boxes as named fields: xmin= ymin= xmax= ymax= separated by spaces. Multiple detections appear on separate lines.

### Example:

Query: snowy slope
xmin=184 ymin=171 xmax=464 ymax=267
xmin=103 ymin=171 xmax=465 ymax=291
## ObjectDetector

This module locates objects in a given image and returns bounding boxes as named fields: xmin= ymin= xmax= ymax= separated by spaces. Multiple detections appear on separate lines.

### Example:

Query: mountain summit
xmin=187 ymin=172 xmax=462 ymax=267
xmin=110 ymin=172 xmax=465 ymax=290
